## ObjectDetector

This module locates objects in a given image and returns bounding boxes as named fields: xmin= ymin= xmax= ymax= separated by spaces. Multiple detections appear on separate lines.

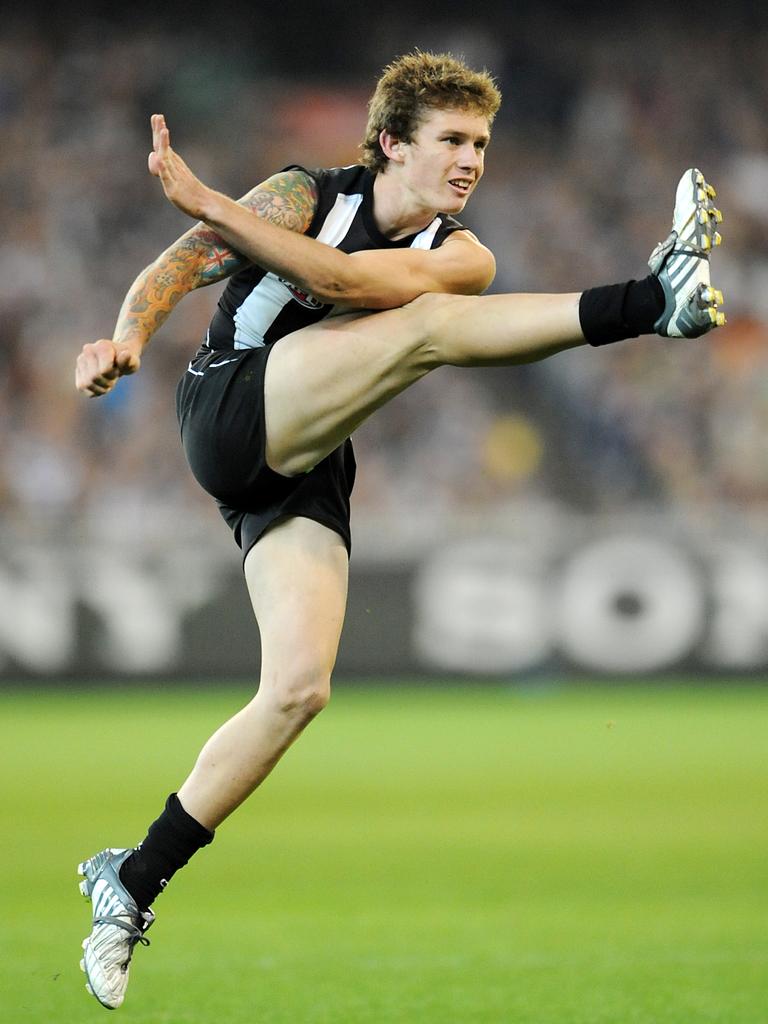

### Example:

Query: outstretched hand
xmin=148 ymin=113 xmax=212 ymax=220
xmin=75 ymin=339 xmax=141 ymax=397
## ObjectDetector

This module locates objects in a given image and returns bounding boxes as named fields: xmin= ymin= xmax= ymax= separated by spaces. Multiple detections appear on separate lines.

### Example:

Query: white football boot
xmin=78 ymin=848 xmax=154 ymax=1009
xmin=649 ymin=167 xmax=725 ymax=337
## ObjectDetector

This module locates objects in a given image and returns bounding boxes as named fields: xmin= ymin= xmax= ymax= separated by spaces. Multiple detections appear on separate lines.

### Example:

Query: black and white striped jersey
xmin=200 ymin=164 xmax=466 ymax=354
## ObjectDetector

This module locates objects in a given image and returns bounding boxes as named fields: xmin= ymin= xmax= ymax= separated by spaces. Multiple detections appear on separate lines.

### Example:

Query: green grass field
xmin=2 ymin=683 xmax=766 ymax=1023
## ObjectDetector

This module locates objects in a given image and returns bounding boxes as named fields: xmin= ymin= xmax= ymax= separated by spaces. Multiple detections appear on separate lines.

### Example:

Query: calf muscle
xmin=411 ymin=291 xmax=585 ymax=366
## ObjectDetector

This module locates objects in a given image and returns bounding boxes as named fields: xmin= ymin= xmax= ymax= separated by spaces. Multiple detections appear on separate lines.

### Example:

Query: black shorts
xmin=175 ymin=344 xmax=356 ymax=559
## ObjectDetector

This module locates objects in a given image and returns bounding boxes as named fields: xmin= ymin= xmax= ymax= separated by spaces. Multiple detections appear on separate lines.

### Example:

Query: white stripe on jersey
xmin=234 ymin=272 xmax=288 ymax=349
xmin=232 ymin=192 xmax=365 ymax=350
xmin=317 ymin=193 xmax=364 ymax=245
xmin=410 ymin=217 xmax=442 ymax=250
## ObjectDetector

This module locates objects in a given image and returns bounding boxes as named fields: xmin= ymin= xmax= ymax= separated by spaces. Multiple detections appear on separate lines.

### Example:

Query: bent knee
xmin=404 ymin=292 xmax=478 ymax=317
xmin=269 ymin=669 xmax=331 ymax=720
xmin=401 ymin=292 xmax=481 ymax=361
xmin=402 ymin=291 xmax=456 ymax=332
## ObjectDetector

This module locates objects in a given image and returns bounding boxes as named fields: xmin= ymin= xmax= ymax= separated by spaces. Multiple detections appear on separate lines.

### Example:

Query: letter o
xmin=556 ymin=536 xmax=703 ymax=673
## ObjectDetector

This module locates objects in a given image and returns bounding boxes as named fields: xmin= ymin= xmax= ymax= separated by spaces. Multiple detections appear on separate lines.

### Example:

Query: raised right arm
xmin=75 ymin=170 xmax=319 ymax=397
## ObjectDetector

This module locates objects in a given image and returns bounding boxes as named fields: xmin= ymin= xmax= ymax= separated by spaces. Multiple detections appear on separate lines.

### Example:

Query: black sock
xmin=119 ymin=793 xmax=214 ymax=911
xmin=579 ymin=275 xmax=665 ymax=346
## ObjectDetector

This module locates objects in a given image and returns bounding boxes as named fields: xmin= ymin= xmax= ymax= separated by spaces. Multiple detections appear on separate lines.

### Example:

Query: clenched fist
xmin=75 ymin=339 xmax=141 ymax=397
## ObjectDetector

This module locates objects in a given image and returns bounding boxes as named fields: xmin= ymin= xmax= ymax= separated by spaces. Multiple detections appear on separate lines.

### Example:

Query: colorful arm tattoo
xmin=113 ymin=170 xmax=319 ymax=346
xmin=238 ymin=169 xmax=319 ymax=235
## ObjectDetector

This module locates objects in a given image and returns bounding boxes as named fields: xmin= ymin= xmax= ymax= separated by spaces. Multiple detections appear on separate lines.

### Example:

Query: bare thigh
xmin=263 ymin=290 xmax=583 ymax=475
xmin=264 ymin=295 xmax=451 ymax=475
xmin=244 ymin=515 xmax=349 ymax=693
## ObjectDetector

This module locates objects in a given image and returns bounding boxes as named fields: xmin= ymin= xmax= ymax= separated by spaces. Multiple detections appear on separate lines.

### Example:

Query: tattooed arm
xmin=112 ymin=169 xmax=315 ymax=351
xmin=148 ymin=114 xmax=349 ymax=303
xmin=149 ymin=113 xmax=494 ymax=310
xmin=75 ymin=169 xmax=318 ymax=397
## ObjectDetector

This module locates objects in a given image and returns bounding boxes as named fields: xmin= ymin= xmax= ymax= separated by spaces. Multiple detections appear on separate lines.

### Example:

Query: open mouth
xmin=448 ymin=178 xmax=473 ymax=196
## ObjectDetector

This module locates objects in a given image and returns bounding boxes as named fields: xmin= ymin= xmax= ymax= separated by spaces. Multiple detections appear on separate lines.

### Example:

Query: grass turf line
xmin=1 ymin=683 xmax=766 ymax=1023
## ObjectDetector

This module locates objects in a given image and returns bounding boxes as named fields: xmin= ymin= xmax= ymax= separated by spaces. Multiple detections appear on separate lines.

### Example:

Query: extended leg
xmin=264 ymin=290 xmax=584 ymax=474
xmin=264 ymin=167 xmax=724 ymax=476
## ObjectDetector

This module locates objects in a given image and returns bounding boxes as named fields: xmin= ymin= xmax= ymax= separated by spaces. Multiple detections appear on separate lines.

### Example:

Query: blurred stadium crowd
xmin=2 ymin=5 xmax=767 ymax=557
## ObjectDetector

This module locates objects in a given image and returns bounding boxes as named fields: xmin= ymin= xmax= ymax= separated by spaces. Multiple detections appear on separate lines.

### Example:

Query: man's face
xmin=399 ymin=106 xmax=490 ymax=213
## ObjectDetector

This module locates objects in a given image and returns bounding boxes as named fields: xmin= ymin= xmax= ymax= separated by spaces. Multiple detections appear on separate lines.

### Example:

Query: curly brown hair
xmin=360 ymin=51 xmax=501 ymax=174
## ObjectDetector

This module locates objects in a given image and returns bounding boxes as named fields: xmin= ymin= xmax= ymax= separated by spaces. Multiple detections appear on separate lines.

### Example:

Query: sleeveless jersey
xmin=201 ymin=164 xmax=466 ymax=354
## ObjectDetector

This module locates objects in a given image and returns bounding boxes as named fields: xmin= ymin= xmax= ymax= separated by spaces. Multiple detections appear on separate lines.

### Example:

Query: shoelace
xmin=94 ymin=915 xmax=152 ymax=949
xmin=668 ymin=235 xmax=710 ymax=260
xmin=650 ymin=231 xmax=708 ymax=273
